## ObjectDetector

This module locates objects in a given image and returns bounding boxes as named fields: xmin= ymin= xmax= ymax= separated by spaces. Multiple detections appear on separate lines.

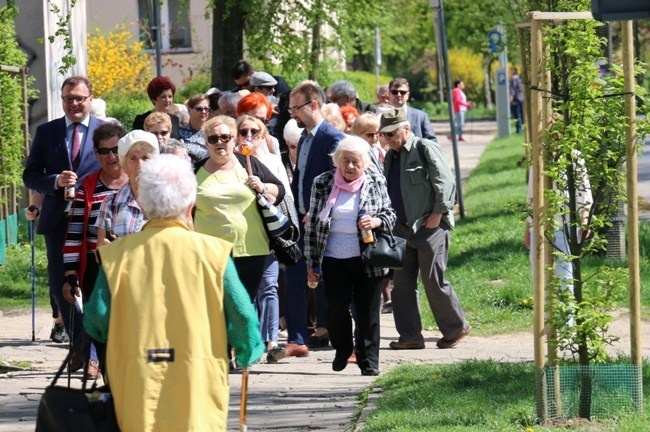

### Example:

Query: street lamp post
xmin=152 ymin=0 xmax=163 ymax=76
xmin=429 ymin=0 xmax=465 ymax=218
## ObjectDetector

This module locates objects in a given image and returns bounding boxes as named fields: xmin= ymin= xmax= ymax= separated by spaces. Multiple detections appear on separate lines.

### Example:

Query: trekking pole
xmin=68 ymin=305 xmax=74 ymax=387
xmin=239 ymin=367 xmax=249 ymax=432
xmin=27 ymin=205 xmax=40 ymax=342
xmin=28 ymin=208 xmax=36 ymax=342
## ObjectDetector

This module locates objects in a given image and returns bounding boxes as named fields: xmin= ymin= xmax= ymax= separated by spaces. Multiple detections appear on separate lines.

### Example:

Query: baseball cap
xmin=118 ymin=130 xmax=160 ymax=163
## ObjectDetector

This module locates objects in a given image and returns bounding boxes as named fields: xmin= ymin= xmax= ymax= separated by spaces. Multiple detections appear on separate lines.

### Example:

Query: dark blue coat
xmin=290 ymin=121 xmax=345 ymax=216
xmin=23 ymin=116 xmax=102 ymax=235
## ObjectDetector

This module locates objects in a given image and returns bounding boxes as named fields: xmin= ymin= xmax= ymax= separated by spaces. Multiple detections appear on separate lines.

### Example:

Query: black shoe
xmin=332 ymin=352 xmax=349 ymax=372
xmin=362 ymin=367 xmax=380 ymax=376
xmin=266 ymin=346 xmax=287 ymax=364
xmin=308 ymin=332 xmax=330 ymax=348
xmin=50 ymin=322 xmax=68 ymax=343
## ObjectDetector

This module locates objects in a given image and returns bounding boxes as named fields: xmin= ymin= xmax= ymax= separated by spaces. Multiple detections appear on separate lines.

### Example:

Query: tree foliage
xmin=527 ymin=0 xmax=650 ymax=419
xmin=0 ymin=5 xmax=33 ymax=191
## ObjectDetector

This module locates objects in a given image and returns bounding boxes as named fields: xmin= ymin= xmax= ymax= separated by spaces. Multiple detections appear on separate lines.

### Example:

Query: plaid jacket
xmin=305 ymin=168 xmax=396 ymax=278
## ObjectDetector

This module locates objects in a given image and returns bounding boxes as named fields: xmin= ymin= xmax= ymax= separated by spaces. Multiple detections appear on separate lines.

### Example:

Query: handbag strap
xmin=382 ymin=224 xmax=397 ymax=248
xmin=50 ymin=350 xmax=73 ymax=387
xmin=50 ymin=350 xmax=98 ymax=391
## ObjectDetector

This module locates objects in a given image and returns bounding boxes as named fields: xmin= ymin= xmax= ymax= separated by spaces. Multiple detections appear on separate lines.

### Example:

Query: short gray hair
xmin=331 ymin=135 xmax=371 ymax=170
xmin=327 ymin=80 xmax=356 ymax=104
xmin=160 ymin=138 xmax=187 ymax=155
xmin=137 ymin=154 xmax=197 ymax=220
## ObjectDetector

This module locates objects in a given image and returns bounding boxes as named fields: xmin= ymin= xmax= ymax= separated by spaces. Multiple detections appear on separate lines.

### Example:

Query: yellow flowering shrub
xmin=429 ymin=47 xmax=485 ymax=102
xmin=87 ymin=24 xmax=151 ymax=97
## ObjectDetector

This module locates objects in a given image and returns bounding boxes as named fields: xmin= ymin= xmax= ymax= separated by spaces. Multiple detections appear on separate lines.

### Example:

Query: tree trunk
xmin=211 ymin=0 xmax=245 ymax=90
xmin=308 ymin=0 xmax=322 ymax=81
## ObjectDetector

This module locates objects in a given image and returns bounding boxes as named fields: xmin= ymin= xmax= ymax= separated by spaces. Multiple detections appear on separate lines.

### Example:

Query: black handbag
xmin=361 ymin=226 xmax=406 ymax=269
xmin=269 ymin=194 xmax=302 ymax=266
xmin=36 ymin=352 xmax=120 ymax=432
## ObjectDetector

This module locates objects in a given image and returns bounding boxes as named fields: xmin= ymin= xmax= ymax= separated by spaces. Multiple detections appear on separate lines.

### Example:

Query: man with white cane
xmin=84 ymin=155 xmax=264 ymax=431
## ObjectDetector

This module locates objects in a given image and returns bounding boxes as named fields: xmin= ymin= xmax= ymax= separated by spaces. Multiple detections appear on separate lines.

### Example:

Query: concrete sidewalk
xmin=2 ymin=122 xmax=648 ymax=431
xmin=0 ymin=124 xmax=498 ymax=432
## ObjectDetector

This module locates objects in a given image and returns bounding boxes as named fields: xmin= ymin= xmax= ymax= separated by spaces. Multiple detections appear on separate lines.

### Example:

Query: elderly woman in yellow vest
xmin=84 ymin=154 xmax=264 ymax=431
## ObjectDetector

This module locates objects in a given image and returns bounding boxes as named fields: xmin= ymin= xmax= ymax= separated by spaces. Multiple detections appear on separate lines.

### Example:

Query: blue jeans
xmin=511 ymin=101 xmax=523 ymax=133
xmin=257 ymin=254 xmax=280 ymax=343
xmin=454 ymin=111 xmax=466 ymax=138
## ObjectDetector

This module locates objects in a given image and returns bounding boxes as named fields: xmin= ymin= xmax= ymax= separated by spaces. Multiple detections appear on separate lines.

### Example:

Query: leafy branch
xmin=47 ymin=0 xmax=78 ymax=75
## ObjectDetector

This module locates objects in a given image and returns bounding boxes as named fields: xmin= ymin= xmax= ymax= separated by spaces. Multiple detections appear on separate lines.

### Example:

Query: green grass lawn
xmin=361 ymin=360 xmax=650 ymax=431
xmin=0 ymin=219 xmax=48 ymax=311
xmin=363 ymin=134 xmax=650 ymax=431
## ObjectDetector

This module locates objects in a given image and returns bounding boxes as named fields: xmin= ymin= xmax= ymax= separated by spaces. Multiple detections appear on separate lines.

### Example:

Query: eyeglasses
xmin=380 ymin=130 xmax=398 ymax=138
xmin=390 ymin=90 xmax=408 ymax=96
xmin=150 ymin=130 xmax=170 ymax=137
xmin=364 ymin=132 xmax=379 ymax=139
xmin=61 ymin=95 xmax=91 ymax=104
xmin=238 ymin=128 xmax=261 ymax=137
xmin=96 ymin=146 xmax=119 ymax=155
xmin=207 ymin=134 xmax=233 ymax=144
xmin=289 ymin=100 xmax=312 ymax=113
xmin=194 ymin=107 xmax=211 ymax=113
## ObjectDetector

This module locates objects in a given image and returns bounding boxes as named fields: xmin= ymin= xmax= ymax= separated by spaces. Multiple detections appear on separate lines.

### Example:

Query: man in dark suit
xmin=388 ymin=77 xmax=436 ymax=140
xmin=285 ymin=81 xmax=345 ymax=357
xmin=23 ymin=76 xmax=101 ymax=361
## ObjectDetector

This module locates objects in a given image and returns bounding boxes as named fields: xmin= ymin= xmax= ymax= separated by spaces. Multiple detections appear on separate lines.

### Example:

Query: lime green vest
xmin=100 ymin=219 xmax=233 ymax=431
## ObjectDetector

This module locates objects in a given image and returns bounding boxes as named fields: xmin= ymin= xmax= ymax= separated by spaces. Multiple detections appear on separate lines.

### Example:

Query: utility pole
xmin=429 ymin=0 xmax=465 ymax=218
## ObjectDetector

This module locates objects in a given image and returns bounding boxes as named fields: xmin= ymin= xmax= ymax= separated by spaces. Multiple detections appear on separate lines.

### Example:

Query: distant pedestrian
xmin=380 ymin=108 xmax=471 ymax=351
xmin=510 ymin=69 xmax=524 ymax=134
xmin=451 ymin=80 xmax=472 ymax=141
xmin=376 ymin=84 xmax=391 ymax=105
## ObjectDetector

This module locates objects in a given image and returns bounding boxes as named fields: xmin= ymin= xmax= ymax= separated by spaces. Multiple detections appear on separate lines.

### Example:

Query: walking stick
xmin=68 ymin=304 xmax=74 ymax=387
xmin=239 ymin=367 xmax=249 ymax=432
xmin=28 ymin=211 xmax=36 ymax=342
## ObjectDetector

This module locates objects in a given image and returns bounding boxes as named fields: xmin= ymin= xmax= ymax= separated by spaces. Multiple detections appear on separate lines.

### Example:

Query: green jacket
xmin=384 ymin=133 xmax=456 ymax=232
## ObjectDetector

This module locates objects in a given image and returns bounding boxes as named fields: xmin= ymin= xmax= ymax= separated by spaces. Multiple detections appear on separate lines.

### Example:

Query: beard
xmin=295 ymin=118 xmax=305 ymax=129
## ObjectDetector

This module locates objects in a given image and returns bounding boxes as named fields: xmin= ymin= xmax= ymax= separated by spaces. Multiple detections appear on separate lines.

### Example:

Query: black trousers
xmin=322 ymin=256 xmax=382 ymax=370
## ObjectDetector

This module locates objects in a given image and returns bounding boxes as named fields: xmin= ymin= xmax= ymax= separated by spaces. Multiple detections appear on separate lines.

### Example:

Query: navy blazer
xmin=407 ymin=106 xmax=436 ymax=140
xmin=23 ymin=116 xmax=102 ymax=235
xmin=291 ymin=121 xmax=345 ymax=216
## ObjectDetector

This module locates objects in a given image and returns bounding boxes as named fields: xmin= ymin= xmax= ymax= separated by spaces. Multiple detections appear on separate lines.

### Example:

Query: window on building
xmin=138 ymin=0 xmax=192 ymax=51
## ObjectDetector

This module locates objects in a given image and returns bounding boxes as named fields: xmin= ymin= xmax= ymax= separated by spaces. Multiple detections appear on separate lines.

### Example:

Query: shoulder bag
xmin=361 ymin=225 xmax=406 ymax=269
xmin=36 ymin=352 xmax=119 ymax=432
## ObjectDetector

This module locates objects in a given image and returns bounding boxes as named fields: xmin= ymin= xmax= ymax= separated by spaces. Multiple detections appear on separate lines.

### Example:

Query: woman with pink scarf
xmin=304 ymin=136 xmax=396 ymax=376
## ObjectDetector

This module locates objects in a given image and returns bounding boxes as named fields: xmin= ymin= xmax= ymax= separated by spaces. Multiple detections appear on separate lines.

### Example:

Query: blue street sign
xmin=488 ymin=30 xmax=502 ymax=54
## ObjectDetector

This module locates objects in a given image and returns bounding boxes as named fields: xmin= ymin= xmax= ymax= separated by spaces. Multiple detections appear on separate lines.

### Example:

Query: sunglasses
xmin=151 ymin=130 xmax=170 ymax=137
xmin=238 ymin=128 xmax=261 ymax=137
xmin=365 ymin=132 xmax=379 ymax=139
xmin=380 ymin=130 xmax=398 ymax=138
xmin=390 ymin=90 xmax=408 ymax=96
xmin=96 ymin=146 xmax=119 ymax=155
xmin=194 ymin=107 xmax=211 ymax=113
xmin=207 ymin=134 xmax=233 ymax=145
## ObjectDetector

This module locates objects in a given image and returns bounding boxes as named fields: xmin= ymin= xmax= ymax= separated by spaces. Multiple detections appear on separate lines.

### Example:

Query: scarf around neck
xmin=318 ymin=168 xmax=365 ymax=221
